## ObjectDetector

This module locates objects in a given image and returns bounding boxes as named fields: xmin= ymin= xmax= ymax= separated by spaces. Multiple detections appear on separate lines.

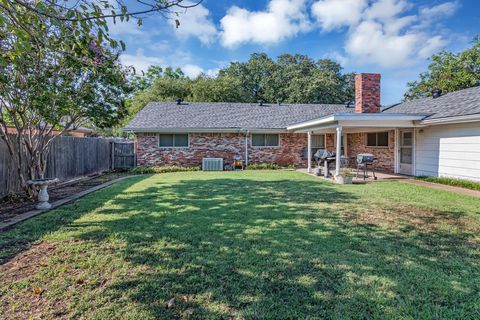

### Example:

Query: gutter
xmin=420 ymin=113 xmax=480 ymax=125
xmin=122 ymin=127 xmax=287 ymax=133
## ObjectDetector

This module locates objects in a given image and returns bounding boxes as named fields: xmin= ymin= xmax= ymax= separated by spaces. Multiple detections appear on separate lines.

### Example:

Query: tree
xmin=0 ymin=2 xmax=130 ymax=197
xmin=127 ymin=53 xmax=355 ymax=120
xmin=219 ymin=53 xmax=354 ymax=104
xmin=190 ymin=75 xmax=250 ymax=102
xmin=405 ymin=37 xmax=480 ymax=100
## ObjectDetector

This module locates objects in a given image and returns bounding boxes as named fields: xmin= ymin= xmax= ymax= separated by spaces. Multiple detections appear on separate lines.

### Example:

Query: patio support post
xmin=307 ymin=131 xmax=312 ymax=173
xmin=335 ymin=126 xmax=342 ymax=179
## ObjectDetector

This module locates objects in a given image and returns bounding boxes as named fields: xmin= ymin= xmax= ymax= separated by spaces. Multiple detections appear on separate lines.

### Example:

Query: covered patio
xmin=288 ymin=113 xmax=426 ymax=181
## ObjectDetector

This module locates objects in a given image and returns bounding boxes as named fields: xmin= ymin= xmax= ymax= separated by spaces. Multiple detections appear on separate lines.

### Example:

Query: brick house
xmin=126 ymin=73 xmax=480 ymax=181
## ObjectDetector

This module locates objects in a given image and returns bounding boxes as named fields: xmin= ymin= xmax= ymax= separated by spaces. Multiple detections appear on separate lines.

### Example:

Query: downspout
xmin=244 ymin=129 xmax=249 ymax=167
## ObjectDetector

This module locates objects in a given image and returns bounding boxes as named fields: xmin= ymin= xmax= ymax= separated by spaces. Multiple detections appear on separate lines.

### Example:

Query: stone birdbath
xmin=27 ymin=178 xmax=58 ymax=210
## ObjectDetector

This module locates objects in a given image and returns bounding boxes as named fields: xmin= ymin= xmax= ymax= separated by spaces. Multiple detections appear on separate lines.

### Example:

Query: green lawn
xmin=1 ymin=171 xmax=479 ymax=319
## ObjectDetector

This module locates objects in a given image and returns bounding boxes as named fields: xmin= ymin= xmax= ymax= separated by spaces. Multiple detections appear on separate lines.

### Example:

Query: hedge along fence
xmin=0 ymin=136 xmax=130 ymax=198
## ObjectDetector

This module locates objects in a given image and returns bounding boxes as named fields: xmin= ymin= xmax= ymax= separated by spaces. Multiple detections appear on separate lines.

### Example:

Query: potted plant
xmin=336 ymin=169 xmax=354 ymax=184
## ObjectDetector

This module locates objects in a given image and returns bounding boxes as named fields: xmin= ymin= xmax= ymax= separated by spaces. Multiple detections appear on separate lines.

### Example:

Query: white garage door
xmin=415 ymin=122 xmax=480 ymax=181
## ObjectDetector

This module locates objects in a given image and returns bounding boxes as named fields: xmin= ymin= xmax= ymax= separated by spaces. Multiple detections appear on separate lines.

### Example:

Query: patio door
xmin=398 ymin=130 xmax=413 ymax=175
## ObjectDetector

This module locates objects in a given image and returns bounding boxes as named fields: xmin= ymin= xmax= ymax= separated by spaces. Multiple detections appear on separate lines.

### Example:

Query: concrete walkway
xmin=0 ymin=176 xmax=135 ymax=231
xmin=402 ymin=179 xmax=480 ymax=198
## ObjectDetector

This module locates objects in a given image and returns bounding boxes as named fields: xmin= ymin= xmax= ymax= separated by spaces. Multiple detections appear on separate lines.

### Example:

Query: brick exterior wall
xmin=136 ymin=131 xmax=395 ymax=173
xmin=346 ymin=130 xmax=395 ymax=173
xmin=136 ymin=132 xmax=308 ymax=167
xmin=355 ymin=73 xmax=381 ymax=113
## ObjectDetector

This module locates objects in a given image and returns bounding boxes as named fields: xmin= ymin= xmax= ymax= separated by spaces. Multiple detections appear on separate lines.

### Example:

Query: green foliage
xmin=190 ymin=75 xmax=251 ymax=102
xmin=127 ymin=53 xmax=355 ymax=120
xmin=129 ymin=166 xmax=200 ymax=174
xmin=0 ymin=1 xmax=132 ymax=195
xmin=417 ymin=176 xmax=480 ymax=191
xmin=405 ymin=36 xmax=480 ymax=99
xmin=245 ymin=163 xmax=280 ymax=170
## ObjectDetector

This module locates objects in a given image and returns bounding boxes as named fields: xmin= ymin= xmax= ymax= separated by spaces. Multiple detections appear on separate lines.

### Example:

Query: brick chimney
xmin=355 ymin=73 xmax=381 ymax=113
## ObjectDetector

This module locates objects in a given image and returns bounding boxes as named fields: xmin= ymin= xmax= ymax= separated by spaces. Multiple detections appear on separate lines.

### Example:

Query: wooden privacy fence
xmin=0 ymin=136 xmax=135 ymax=198
xmin=112 ymin=142 xmax=135 ymax=169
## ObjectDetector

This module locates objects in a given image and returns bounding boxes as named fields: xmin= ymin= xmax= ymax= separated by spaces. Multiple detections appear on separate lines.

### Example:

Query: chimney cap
xmin=431 ymin=88 xmax=442 ymax=98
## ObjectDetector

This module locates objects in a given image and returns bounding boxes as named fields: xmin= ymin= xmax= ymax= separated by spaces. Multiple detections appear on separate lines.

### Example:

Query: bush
xmin=130 ymin=166 xmax=200 ymax=175
xmin=417 ymin=176 xmax=480 ymax=191
xmin=245 ymin=163 xmax=280 ymax=170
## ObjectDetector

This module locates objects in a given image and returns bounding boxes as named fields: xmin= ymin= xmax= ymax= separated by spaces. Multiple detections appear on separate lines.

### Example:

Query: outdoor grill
xmin=313 ymin=149 xmax=336 ymax=177
xmin=356 ymin=153 xmax=375 ymax=164
xmin=314 ymin=149 xmax=335 ymax=165
xmin=356 ymin=153 xmax=377 ymax=180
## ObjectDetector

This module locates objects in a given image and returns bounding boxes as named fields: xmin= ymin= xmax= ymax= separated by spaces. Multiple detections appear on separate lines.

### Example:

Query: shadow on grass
xmin=70 ymin=176 xmax=479 ymax=319
xmin=0 ymin=175 xmax=149 ymax=264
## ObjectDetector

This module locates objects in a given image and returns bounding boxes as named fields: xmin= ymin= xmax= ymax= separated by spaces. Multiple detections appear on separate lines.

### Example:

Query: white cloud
xmin=311 ymin=0 xmax=367 ymax=31
xmin=419 ymin=1 xmax=459 ymax=19
xmin=119 ymin=49 xmax=219 ymax=79
xmin=311 ymin=0 xmax=459 ymax=68
xmin=345 ymin=20 xmax=419 ymax=67
xmin=182 ymin=64 xmax=219 ymax=78
xmin=168 ymin=1 xmax=217 ymax=44
xmin=220 ymin=0 xmax=311 ymax=47
xmin=182 ymin=64 xmax=204 ymax=78
xmin=120 ymin=49 xmax=164 ymax=73
xmin=108 ymin=18 xmax=144 ymax=36
xmin=365 ymin=0 xmax=410 ymax=21
xmin=418 ymin=35 xmax=446 ymax=59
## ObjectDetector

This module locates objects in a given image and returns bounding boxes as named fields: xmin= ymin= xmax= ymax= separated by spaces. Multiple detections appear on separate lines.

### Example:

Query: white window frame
xmin=158 ymin=133 xmax=190 ymax=148
xmin=251 ymin=133 xmax=281 ymax=148
xmin=366 ymin=131 xmax=389 ymax=148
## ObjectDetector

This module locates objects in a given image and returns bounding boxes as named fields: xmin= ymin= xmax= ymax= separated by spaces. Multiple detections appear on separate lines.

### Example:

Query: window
xmin=252 ymin=134 xmax=280 ymax=147
xmin=366 ymin=132 xmax=389 ymax=147
xmin=311 ymin=135 xmax=325 ymax=148
xmin=158 ymin=134 xmax=189 ymax=147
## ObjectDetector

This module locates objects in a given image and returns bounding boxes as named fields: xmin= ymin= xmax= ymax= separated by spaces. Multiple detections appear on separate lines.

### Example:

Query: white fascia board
xmin=287 ymin=115 xmax=336 ymax=131
xmin=123 ymin=127 xmax=287 ymax=133
xmin=420 ymin=113 xmax=480 ymax=125
xmin=287 ymin=113 xmax=426 ymax=131
xmin=338 ymin=120 xmax=420 ymax=128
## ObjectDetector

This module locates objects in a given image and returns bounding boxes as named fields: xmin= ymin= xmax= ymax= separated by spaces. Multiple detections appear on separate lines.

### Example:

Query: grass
xmin=417 ymin=176 xmax=480 ymax=191
xmin=0 ymin=171 xmax=479 ymax=319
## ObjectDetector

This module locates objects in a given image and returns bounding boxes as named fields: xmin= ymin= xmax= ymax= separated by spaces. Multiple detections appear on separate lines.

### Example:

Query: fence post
xmin=110 ymin=141 xmax=115 ymax=171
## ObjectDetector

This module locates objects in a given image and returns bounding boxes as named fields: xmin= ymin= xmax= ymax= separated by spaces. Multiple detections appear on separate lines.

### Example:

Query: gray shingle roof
xmin=383 ymin=85 xmax=480 ymax=119
xmin=125 ymin=86 xmax=480 ymax=131
xmin=125 ymin=102 xmax=354 ymax=131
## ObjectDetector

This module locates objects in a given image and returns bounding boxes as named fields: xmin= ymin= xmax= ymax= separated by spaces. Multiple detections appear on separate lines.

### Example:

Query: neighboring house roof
xmin=383 ymin=85 xmax=480 ymax=120
xmin=125 ymin=102 xmax=354 ymax=131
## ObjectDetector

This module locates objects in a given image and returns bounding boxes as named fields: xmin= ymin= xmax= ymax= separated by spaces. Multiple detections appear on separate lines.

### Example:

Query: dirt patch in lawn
xmin=0 ymin=172 xmax=127 ymax=224
xmin=0 ymin=241 xmax=70 ymax=320
xmin=0 ymin=240 xmax=117 ymax=320
xmin=342 ymin=204 xmax=480 ymax=242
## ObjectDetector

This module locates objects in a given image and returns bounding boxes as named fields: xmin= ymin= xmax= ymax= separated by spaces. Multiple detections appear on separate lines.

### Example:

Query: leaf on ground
xmin=166 ymin=297 xmax=175 ymax=309
xmin=184 ymin=308 xmax=194 ymax=317
xmin=33 ymin=287 xmax=44 ymax=295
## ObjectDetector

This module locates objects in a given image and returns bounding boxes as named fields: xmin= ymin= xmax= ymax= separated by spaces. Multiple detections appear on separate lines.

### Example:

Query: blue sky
xmin=112 ymin=0 xmax=480 ymax=104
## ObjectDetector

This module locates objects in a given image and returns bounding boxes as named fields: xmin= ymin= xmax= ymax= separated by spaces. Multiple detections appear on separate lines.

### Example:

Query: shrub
xmin=130 ymin=166 xmax=200 ymax=175
xmin=245 ymin=163 xmax=280 ymax=170
xmin=417 ymin=176 xmax=480 ymax=191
